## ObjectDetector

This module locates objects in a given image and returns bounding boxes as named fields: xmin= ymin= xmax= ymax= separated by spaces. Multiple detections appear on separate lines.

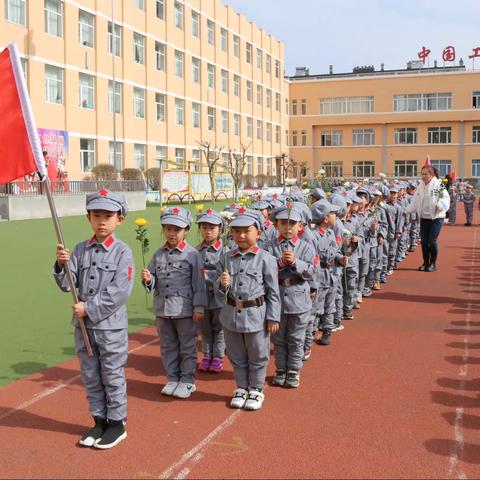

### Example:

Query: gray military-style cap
xmin=230 ymin=208 xmax=265 ymax=231
xmin=311 ymin=199 xmax=341 ymax=224
xmin=273 ymin=204 xmax=304 ymax=222
xmin=310 ymin=188 xmax=326 ymax=201
xmin=161 ymin=206 xmax=192 ymax=228
xmin=86 ymin=189 xmax=128 ymax=216
xmin=252 ymin=199 xmax=271 ymax=210
xmin=196 ymin=208 xmax=224 ymax=226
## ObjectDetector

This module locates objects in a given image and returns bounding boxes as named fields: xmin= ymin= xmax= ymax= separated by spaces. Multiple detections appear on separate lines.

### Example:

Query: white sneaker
xmin=161 ymin=381 xmax=179 ymax=396
xmin=173 ymin=382 xmax=196 ymax=399
xmin=244 ymin=389 xmax=265 ymax=411
xmin=230 ymin=388 xmax=248 ymax=409
xmin=356 ymin=293 xmax=363 ymax=304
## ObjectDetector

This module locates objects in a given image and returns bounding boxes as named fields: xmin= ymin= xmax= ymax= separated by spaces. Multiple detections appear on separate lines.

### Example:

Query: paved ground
xmin=0 ymin=214 xmax=479 ymax=479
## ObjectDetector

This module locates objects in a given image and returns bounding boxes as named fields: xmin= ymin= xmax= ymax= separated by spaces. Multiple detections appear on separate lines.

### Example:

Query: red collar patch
xmin=265 ymin=219 xmax=271 ymax=228
xmin=88 ymin=235 xmax=115 ymax=249
xmin=278 ymin=235 xmax=299 ymax=245
xmin=251 ymin=246 xmax=260 ymax=254
xmin=318 ymin=227 xmax=326 ymax=235
xmin=163 ymin=240 xmax=186 ymax=251
xmin=214 ymin=239 xmax=222 ymax=250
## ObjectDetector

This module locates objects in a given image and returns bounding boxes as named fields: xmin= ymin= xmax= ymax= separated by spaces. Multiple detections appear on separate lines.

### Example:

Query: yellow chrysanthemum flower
xmin=135 ymin=218 xmax=147 ymax=227
xmin=196 ymin=204 xmax=205 ymax=213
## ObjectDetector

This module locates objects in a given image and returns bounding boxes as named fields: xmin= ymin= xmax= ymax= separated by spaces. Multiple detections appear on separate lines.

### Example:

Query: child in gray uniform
xmin=54 ymin=190 xmax=134 ymax=449
xmin=215 ymin=208 xmax=281 ymax=411
xmin=142 ymin=207 xmax=207 ymax=399
xmin=196 ymin=209 xmax=226 ymax=373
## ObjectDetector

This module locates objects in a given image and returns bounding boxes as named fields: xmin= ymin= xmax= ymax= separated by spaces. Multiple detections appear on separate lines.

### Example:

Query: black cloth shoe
xmin=418 ymin=264 xmax=428 ymax=271
xmin=94 ymin=419 xmax=127 ymax=449
xmin=319 ymin=330 xmax=331 ymax=346
xmin=79 ymin=416 xmax=107 ymax=447
xmin=426 ymin=264 xmax=436 ymax=272
xmin=343 ymin=309 xmax=354 ymax=320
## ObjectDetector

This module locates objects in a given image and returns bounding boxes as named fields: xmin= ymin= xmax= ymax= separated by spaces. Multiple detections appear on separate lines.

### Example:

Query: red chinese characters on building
xmin=442 ymin=45 xmax=456 ymax=62
xmin=469 ymin=47 xmax=480 ymax=59
xmin=418 ymin=46 xmax=431 ymax=63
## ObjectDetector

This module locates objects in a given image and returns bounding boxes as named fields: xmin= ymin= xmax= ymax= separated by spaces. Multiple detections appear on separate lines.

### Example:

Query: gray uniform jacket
xmin=462 ymin=192 xmax=475 ymax=207
xmin=385 ymin=203 xmax=398 ymax=239
xmin=298 ymin=226 xmax=320 ymax=291
xmin=145 ymin=241 xmax=207 ymax=317
xmin=53 ymin=235 xmax=134 ymax=330
xmin=214 ymin=246 xmax=281 ymax=332
xmin=197 ymin=239 xmax=225 ymax=310
xmin=343 ymin=215 xmax=361 ymax=265
xmin=376 ymin=205 xmax=389 ymax=240
xmin=313 ymin=227 xmax=342 ymax=287
xmin=269 ymin=235 xmax=316 ymax=314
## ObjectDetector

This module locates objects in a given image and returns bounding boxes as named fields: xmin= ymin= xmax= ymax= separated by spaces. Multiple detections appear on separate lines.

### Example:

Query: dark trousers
xmin=420 ymin=218 xmax=444 ymax=266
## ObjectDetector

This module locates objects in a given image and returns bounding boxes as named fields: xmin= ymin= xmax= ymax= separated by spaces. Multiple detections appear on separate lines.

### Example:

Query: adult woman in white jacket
xmin=407 ymin=166 xmax=450 ymax=272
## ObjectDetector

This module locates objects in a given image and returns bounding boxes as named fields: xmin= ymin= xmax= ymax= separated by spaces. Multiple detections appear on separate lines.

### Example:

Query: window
xmin=320 ymin=96 xmax=374 ymax=114
xmin=45 ymin=0 xmax=62 ymax=37
xmin=292 ymin=99 xmax=297 ymax=115
xmin=472 ymin=126 xmax=480 ymax=143
xmin=155 ymin=41 xmax=165 ymax=71
xmin=257 ymin=157 xmax=263 ymax=175
xmin=256 ymin=48 xmax=262 ymax=69
xmin=109 ymin=141 xmax=123 ymax=171
xmin=257 ymin=120 xmax=263 ymax=140
xmin=394 ymin=128 xmax=417 ymax=144
xmin=257 ymin=85 xmax=262 ymax=105
xmin=108 ymin=80 xmax=121 ymax=114
xmin=191 ymin=10 xmax=199 ymax=37
xmin=233 ymin=35 xmax=240 ymax=57
xmin=353 ymin=161 xmax=375 ymax=177
xmin=221 ymin=28 xmax=228 ymax=52
xmin=155 ymin=145 xmax=166 ymax=167
xmin=322 ymin=162 xmax=343 ymax=177
xmin=175 ymin=148 xmax=185 ymax=169
xmin=247 ymin=117 xmax=253 ymax=138
xmin=133 ymin=87 xmax=145 ymax=118
xmin=156 ymin=0 xmax=164 ymax=20
xmin=428 ymin=127 xmax=452 ymax=144
xmin=301 ymin=130 xmax=306 ymax=146
xmin=134 ymin=144 xmax=145 ymax=170
xmin=246 ymin=43 xmax=252 ymax=63
xmin=20 ymin=58 xmax=27 ymax=80
xmin=175 ymin=98 xmax=184 ymax=125
xmin=192 ymin=102 xmax=200 ymax=128
xmin=473 ymin=91 xmax=480 ymax=109
xmin=207 ymin=107 xmax=215 ymax=130
xmin=174 ymin=1 xmax=183 ymax=29
xmin=191 ymin=57 xmax=200 ymax=83
xmin=266 ymin=54 xmax=271 ymax=74
xmin=207 ymin=64 xmax=215 ymax=88
xmin=207 ymin=20 xmax=214 ymax=45
xmin=221 ymin=153 xmax=229 ymax=172
xmin=108 ymin=22 xmax=121 ymax=56
xmin=79 ymin=73 xmax=94 ymax=109
xmin=133 ymin=0 xmax=144 ymax=9
xmin=45 ymin=65 xmax=63 ymax=104
xmin=266 ymin=123 xmax=272 ymax=142
xmin=175 ymin=50 xmax=184 ymax=77
xmin=275 ymin=93 xmax=280 ymax=111
xmin=192 ymin=149 xmax=201 ymax=172
xmin=246 ymin=80 xmax=252 ymax=101
xmin=285 ymin=98 xmax=289 ymax=115
xmin=285 ymin=130 xmax=289 ymax=146
xmin=292 ymin=130 xmax=297 ymax=146
xmin=247 ymin=156 xmax=253 ymax=175
xmin=6 ymin=0 xmax=26 ymax=25
xmin=431 ymin=160 xmax=452 ymax=177
xmin=301 ymin=99 xmax=306 ymax=115
xmin=472 ymin=160 xmax=480 ymax=177
xmin=155 ymin=93 xmax=165 ymax=121
xmin=352 ymin=128 xmax=375 ymax=145
xmin=233 ymin=114 xmax=240 ymax=136
xmin=321 ymin=130 xmax=343 ymax=146
xmin=133 ymin=33 xmax=145 ymax=64
xmin=275 ymin=59 xmax=280 ymax=78
xmin=221 ymin=111 xmax=228 ymax=133
xmin=233 ymin=75 xmax=240 ymax=96
xmin=79 ymin=10 xmax=94 ymax=47
xmin=275 ymin=125 xmax=280 ymax=143
xmin=221 ymin=69 xmax=228 ymax=93
xmin=393 ymin=92 xmax=451 ymax=112
xmin=394 ymin=161 xmax=417 ymax=177
xmin=266 ymin=89 xmax=271 ymax=109
xmin=80 ymin=138 xmax=95 ymax=172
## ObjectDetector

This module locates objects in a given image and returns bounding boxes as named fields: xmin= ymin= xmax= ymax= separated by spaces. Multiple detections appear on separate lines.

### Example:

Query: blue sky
xmin=225 ymin=0 xmax=480 ymax=76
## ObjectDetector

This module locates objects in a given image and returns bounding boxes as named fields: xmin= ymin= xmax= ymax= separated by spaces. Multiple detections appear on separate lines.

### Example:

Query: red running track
xmin=0 ymin=213 xmax=479 ymax=479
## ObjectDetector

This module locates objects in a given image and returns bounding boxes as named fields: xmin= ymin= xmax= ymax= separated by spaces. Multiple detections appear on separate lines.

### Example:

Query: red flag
xmin=425 ymin=155 xmax=431 ymax=166
xmin=450 ymin=171 xmax=457 ymax=181
xmin=0 ymin=44 xmax=46 ymax=185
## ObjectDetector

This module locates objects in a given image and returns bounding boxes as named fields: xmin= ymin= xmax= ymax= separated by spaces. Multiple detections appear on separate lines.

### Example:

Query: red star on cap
xmin=342 ymin=191 xmax=348 ymax=197
xmin=272 ymin=193 xmax=278 ymax=198
xmin=238 ymin=207 xmax=247 ymax=214
xmin=172 ymin=207 xmax=180 ymax=214
xmin=99 ymin=189 xmax=109 ymax=196
xmin=207 ymin=208 xmax=213 ymax=214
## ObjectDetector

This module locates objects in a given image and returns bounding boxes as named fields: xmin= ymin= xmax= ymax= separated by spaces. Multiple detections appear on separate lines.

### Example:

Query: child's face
xmin=277 ymin=219 xmax=301 ymax=239
xmin=388 ymin=192 xmax=398 ymax=203
xmin=163 ymin=224 xmax=187 ymax=247
xmin=350 ymin=203 xmax=359 ymax=213
xmin=87 ymin=210 xmax=124 ymax=242
xmin=231 ymin=225 xmax=261 ymax=251
xmin=260 ymin=208 xmax=269 ymax=220
xmin=324 ymin=212 xmax=336 ymax=227
xmin=199 ymin=223 xmax=221 ymax=244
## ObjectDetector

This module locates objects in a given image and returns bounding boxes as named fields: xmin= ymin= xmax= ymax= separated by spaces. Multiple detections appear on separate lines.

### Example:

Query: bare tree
xmin=196 ymin=140 xmax=224 ymax=203
xmin=229 ymin=141 xmax=251 ymax=202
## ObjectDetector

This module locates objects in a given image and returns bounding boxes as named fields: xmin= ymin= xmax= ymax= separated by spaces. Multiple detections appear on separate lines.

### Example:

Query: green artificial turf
xmin=0 ymin=200 xmax=230 ymax=387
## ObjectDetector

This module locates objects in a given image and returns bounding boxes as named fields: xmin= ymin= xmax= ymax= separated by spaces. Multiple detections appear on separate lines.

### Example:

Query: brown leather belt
xmin=227 ymin=295 xmax=265 ymax=309
xmin=279 ymin=277 xmax=305 ymax=287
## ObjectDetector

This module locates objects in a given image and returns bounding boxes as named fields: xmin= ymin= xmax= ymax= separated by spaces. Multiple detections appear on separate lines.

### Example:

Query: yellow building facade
xmin=1 ymin=0 xmax=289 ymax=180
xmin=288 ymin=66 xmax=480 ymax=179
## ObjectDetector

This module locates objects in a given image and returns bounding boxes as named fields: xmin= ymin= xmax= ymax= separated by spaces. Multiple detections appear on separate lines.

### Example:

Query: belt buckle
xmin=235 ymin=299 xmax=243 ymax=309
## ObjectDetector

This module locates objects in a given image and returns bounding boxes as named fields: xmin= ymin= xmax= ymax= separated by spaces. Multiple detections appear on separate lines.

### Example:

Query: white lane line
xmin=448 ymin=229 xmax=477 ymax=479
xmin=159 ymin=410 xmax=242 ymax=479
xmin=0 ymin=336 xmax=159 ymax=422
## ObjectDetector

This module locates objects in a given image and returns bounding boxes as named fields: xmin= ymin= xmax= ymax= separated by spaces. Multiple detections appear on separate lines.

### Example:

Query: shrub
xmin=91 ymin=164 xmax=117 ymax=181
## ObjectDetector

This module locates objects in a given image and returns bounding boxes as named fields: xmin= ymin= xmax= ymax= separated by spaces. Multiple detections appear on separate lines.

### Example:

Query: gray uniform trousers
xmin=156 ymin=317 xmax=197 ymax=384
xmin=387 ymin=238 xmax=398 ymax=271
xmin=334 ymin=270 xmax=343 ymax=322
xmin=343 ymin=265 xmax=359 ymax=310
xmin=368 ymin=245 xmax=382 ymax=286
xmin=75 ymin=327 xmax=128 ymax=421
xmin=465 ymin=205 xmax=474 ymax=224
xmin=223 ymin=328 xmax=270 ymax=390
xmin=201 ymin=308 xmax=225 ymax=358
xmin=358 ymin=250 xmax=370 ymax=293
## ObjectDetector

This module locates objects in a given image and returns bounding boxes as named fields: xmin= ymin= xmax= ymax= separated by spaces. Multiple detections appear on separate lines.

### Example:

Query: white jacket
xmin=407 ymin=177 xmax=450 ymax=220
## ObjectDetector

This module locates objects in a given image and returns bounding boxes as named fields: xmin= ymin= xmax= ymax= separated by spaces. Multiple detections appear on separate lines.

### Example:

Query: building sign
xmin=417 ymin=45 xmax=480 ymax=65
xmin=162 ymin=170 xmax=189 ymax=193
xmin=37 ymin=128 xmax=69 ymax=181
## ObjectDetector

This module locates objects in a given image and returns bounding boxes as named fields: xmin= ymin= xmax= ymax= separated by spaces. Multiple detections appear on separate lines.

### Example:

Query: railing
xmin=0 ymin=180 xmax=147 ymax=196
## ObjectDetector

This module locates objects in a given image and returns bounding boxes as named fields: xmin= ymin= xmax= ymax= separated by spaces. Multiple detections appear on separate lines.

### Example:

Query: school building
xmin=288 ymin=64 xmax=480 ymax=179
xmin=0 ymin=0 xmax=289 ymax=180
